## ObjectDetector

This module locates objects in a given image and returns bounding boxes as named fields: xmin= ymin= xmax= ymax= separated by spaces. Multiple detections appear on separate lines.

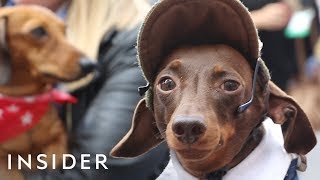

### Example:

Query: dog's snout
xmin=172 ymin=116 xmax=206 ymax=144
xmin=79 ymin=58 xmax=96 ymax=74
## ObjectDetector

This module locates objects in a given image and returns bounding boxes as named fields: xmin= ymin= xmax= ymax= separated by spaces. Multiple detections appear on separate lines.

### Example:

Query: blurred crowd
xmin=1 ymin=0 xmax=320 ymax=179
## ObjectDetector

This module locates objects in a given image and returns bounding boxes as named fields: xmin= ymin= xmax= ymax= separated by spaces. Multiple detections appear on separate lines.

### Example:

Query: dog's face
xmin=111 ymin=44 xmax=316 ymax=176
xmin=0 ymin=6 xmax=95 ymax=85
xmin=153 ymin=45 xmax=265 ymax=169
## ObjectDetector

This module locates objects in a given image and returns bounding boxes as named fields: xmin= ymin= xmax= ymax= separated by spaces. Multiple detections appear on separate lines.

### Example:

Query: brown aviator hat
xmin=137 ymin=0 xmax=265 ymax=84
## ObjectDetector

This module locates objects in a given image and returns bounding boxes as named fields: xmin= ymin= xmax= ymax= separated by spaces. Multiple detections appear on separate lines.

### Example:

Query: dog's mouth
xmin=172 ymin=136 xmax=225 ymax=160
xmin=176 ymin=148 xmax=212 ymax=160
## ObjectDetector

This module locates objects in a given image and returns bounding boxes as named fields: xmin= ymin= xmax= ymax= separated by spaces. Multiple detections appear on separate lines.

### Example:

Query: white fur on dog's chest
xmin=157 ymin=118 xmax=297 ymax=180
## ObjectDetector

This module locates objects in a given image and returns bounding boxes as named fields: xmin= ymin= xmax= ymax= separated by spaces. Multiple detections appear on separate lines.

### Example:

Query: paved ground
xmin=299 ymin=131 xmax=320 ymax=180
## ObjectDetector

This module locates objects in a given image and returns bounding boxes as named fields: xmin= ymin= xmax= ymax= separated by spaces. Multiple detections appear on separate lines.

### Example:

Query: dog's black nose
xmin=79 ymin=58 xmax=96 ymax=74
xmin=172 ymin=116 xmax=206 ymax=144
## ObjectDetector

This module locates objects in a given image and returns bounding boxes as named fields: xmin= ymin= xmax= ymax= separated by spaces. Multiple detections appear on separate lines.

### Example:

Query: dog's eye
xmin=222 ymin=80 xmax=239 ymax=91
xmin=159 ymin=77 xmax=176 ymax=91
xmin=30 ymin=27 xmax=47 ymax=38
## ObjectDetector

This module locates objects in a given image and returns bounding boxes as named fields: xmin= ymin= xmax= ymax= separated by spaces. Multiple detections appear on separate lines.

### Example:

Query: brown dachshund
xmin=110 ymin=0 xmax=317 ymax=179
xmin=0 ymin=5 xmax=95 ymax=179
xmin=111 ymin=45 xmax=316 ymax=179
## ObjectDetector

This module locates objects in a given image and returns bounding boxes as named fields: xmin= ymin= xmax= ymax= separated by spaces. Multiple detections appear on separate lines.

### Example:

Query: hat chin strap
xmin=138 ymin=83 xmax=150 ymax=96
xmin=237 ymin=61 xmax=260 ymax=113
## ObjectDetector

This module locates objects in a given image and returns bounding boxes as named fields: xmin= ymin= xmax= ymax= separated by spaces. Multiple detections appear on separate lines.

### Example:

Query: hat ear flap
xmin=110 ymin=99 xmax=163 ymax=158
xmin=0 ymin=16 xmax=11 ymax=85
xmin=268 ymin=81 xmax=317 ymax=154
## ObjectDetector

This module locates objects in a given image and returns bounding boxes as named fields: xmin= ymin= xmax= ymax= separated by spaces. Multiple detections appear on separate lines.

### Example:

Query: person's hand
xmin=251 ymin=2 xmax=292 ymax=31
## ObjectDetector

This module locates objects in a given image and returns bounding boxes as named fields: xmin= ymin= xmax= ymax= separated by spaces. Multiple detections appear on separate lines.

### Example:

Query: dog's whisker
xmin=154 ymin=128 xmax=168 ymax=140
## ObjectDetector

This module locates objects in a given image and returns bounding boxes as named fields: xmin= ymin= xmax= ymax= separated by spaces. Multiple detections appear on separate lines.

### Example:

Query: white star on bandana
xmin=24 ymin=97 xmax=36 ymax=103
xmin=21 ymin=112 xmax=33 ymax=126
xmin=7 ymin=104 xmax=19 ymax=113
xmin=0 ymin=89 xmax=77 ymax=143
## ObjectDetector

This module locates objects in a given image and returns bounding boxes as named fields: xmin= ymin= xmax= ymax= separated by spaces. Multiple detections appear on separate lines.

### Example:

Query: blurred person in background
xmin=241 ymin=0 xmax=296 ymax=90
xmin=1 ymin=0 xmax=169 ymax=179
xmin=242 ymin=0 xmax=319 ymax=90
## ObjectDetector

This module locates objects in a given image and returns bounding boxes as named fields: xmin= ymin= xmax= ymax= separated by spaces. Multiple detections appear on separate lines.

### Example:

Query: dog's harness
xmin=0 ymin=89 xmax=77 ymax=143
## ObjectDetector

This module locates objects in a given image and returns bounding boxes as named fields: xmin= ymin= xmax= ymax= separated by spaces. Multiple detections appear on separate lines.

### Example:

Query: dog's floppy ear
xmin=0 ymin=16 xmax=11 ymax=85
xmin=268 ymin=81 xmax=317 ymax=154
xmin=110 ymin=99 xmax=163 ymax=158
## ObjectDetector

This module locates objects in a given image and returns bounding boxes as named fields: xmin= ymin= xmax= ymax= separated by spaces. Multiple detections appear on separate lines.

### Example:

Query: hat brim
xmin=138 ymin=0 xmax=260 ymax=83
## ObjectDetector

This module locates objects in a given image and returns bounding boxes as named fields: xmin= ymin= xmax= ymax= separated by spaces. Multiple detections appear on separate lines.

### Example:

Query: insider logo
xmin=7 ymin=154 xmax=108 ymax=170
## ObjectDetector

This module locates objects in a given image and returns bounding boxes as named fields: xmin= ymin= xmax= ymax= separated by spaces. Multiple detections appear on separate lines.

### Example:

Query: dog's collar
xmin=0 ymin=89 xmax=77 ymax=143
xmin=159 ymin=118 xmax=297 ymax=180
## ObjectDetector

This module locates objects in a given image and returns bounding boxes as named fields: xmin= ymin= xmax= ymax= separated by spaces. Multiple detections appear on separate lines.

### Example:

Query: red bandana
xmin=0 ymin=89 xmax=77 ymax=143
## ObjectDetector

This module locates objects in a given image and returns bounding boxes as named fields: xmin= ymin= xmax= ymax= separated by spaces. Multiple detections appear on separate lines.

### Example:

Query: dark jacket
xmin=24 ymin=28 xmax=169 ymax=180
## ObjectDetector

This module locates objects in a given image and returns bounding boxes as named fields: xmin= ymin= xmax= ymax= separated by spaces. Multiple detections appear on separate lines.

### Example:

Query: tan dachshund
xmin=0 ymin=5 xmax=95 ymax=179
